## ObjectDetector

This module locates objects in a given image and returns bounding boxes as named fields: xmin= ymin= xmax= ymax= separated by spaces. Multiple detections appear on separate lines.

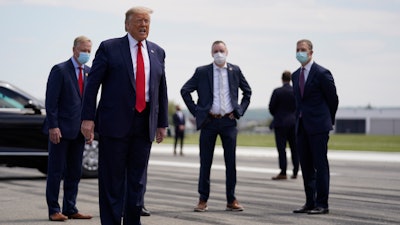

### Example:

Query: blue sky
xmin=1 ymin=0 xmax=399 ymax=109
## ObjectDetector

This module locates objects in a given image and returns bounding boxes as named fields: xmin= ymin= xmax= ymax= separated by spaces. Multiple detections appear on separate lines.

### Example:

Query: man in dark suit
xmin=172 ymin=104 xmax=185 ymax=156
xmin=269 ymin=70 xmax=299 ymax=180
xmin=80 ymin=6 xmax=168 ymax=225
xmin=181 ymin=40 xmax=252 ymax=212
xmin=291 ymin=39 xmax=339 ymax=215
xmin=43 ymin=36 xmax=93 ymax=221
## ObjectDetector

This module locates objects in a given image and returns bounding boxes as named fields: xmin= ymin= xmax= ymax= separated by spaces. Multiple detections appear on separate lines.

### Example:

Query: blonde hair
xmin=73 ymin=36 xmax=91 ymax=48
xmin=125 ymin=6 xmax=153 ymax=24
xmin=297 ymin=39 xmax=313 ymax=51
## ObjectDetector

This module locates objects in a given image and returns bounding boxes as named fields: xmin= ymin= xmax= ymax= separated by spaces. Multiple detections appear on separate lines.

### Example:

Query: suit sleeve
xmin=180 ymin=70 xmax=199 ymax=117
xmin=236 ymin=69 xmax=252 ymax=118
xmin=157 ymin=64 xmax=169 ymax=128
xmin=45 ymin=65 xmax=63 ymax=129
xmin=269 ymin=89 xmax=277 ymax=116
xmin=320 ymin=70 xmax=339 ymax=125
xmin=81 ymin=41 xmax=108 ymax=121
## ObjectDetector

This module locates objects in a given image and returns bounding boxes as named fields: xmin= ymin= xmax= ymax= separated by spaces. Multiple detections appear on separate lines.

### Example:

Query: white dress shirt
xmin=210 ymin=63 xmax=233 ymax=115
xmin=128 ymin=33 xmax=150 ymax=102
xmin=302 ymin=59 xmax=314 ymax=82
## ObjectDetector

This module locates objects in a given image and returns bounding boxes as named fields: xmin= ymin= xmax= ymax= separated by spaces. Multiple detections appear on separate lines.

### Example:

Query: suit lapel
xmin=226 ymin=64 xmax=236 ymax=105
xmin=227 ymin=64 xmax=234 ymax=90
xmin=147 ymin=41 xmax=156 ymax=99
xmin=121 ymin=35 xmax=135 ymax=91
xmin=82 ymin=65 xmax=90 ymax=95
xmin=207 ymin=64 xmax=214 ymax=94
xmin=305 ymin=63 xmax=317 ymax=94
xmin=68 ymin=59 xmax=81 ymax=96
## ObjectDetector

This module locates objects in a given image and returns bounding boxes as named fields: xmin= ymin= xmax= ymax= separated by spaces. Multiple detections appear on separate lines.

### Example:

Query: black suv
xmin=0 ymin=81 xmax=98 ymax=177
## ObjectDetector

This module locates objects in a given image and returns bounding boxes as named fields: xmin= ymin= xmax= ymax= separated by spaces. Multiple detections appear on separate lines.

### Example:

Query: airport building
xmin=335 ymin=107 xmax=400 ymax=135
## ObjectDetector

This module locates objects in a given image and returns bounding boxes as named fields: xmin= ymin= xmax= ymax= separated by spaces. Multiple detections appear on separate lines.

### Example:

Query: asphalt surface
xmin=0 ymin=144 xmax=399 ymax=225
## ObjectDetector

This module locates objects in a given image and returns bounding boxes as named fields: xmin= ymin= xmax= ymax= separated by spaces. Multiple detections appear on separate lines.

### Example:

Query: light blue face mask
xmin=296 ymin=51 xmax=309 ymax=64
xmin=77 ymin=52 xmax=90 ymax=64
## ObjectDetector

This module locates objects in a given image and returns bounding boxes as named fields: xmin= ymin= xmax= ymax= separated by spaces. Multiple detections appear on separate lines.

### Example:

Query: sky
xmin=1 ymin=0 xmax=399 ymax=109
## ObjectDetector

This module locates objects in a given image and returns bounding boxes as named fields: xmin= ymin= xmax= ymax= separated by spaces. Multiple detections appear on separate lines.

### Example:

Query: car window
xmin=0 ymin=87 xmax=29 ymax=109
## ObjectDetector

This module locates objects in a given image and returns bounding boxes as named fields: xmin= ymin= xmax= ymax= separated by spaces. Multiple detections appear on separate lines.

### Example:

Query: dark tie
xmin=78 ymin=67 xmax=83 ymax=96
xmin=136 ymin=42 xmax=146 ymax=112
xmin=299 ymin=67 xmax=305 ymax=97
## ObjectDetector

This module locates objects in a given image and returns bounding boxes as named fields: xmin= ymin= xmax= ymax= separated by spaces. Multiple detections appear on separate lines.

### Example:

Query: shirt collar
xmin=213 ymin=62 xmax=227 ymax=70
xmin=302 ymin=59 xmax=314 ymax=71
xmin=128 ymin=33 xmax=147 ymax=49
xmin=71 ymin=57 xmax=81 ymax=69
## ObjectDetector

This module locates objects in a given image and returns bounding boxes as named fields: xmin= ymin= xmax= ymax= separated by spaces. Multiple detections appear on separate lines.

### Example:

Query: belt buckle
xmin=209 ymin=113 xmax=222 ymax=119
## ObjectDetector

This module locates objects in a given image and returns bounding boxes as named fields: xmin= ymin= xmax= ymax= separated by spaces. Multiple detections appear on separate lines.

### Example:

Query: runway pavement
xmin=0 ymin=144 xmax=399 ymax=225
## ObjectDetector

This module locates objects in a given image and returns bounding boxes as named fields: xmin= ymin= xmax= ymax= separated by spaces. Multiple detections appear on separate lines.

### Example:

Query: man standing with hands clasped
xmin=81 ymin=6 xmax=168 ymax=225
xmin=269 ymin=70 xmax=299 ymax=180
xmin=291 ymin=39 xmax=338 ymax=215
xmin=181 ymin=40 xmax=252 ymax=212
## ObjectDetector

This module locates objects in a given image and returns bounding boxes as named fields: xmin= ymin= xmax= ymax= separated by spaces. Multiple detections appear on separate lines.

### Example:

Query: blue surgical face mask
xmin=296 ymin=51 xmax=309 ymax=64
xmin=77 ymin=52 xmax=90 ymax=64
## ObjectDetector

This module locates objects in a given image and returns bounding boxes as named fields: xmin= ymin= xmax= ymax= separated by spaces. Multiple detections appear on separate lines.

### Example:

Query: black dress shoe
xmin=141 ymin=206 xmax=151 ymax=216
xmin=293 ymin=205 xmax=314 ymax=213
xmin=308 ymin=207 xmax=329 ymax=214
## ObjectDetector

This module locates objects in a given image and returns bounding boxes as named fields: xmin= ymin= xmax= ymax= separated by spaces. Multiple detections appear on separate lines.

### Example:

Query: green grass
xmin=163 ymin=133 xmax=400 ymax=152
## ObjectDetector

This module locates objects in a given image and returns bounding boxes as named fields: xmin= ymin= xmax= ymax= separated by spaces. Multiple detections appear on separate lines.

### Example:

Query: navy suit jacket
xmin=43 ymin=59 xmax=90 ymax=139
xmin=173 ymin=112 xmax=185 ymax=128
xmin=292 ymin=62 xmax=339 ymax=135
xmin=81 ymin=35 xmax=168 ymax=141
xmin=181 ymin=63 xmax=252 ymax=130
xmin=269 ymin=83 xmax=296 ymax=128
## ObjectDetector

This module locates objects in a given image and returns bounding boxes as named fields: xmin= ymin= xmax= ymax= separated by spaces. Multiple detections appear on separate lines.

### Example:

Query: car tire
xmin=81 ymin=139 xmax=99 ymax=178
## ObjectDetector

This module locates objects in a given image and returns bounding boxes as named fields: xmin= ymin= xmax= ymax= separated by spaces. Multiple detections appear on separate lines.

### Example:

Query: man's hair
xmin=297 ymin=39 xmax=313 ymax=51
xmin=282 ymin=70 xmax=292 ymax=82
xmin=73 ymin=36 xmax=91 ymax=48
xmin=211 ymin=40 xmax=226 ymax=49
xmin=125 ymin=6 xmax=153 ymax=24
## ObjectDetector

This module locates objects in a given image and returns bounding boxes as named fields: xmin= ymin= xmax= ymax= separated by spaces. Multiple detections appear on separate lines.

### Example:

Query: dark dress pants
xmin=198 ymin=116 xmax=238 ymax=203
xmin=98 ymin=111 xmax=151 ymax=225
xmin=296 ymin=119 xmax=330 ymax=209
xmin=174 ymin=128 xmax=184 ymax=151
xmin=274 ymin=125 xmax=299 ymax=175
xmin=46 ymin=135 xmax=84 ymax=216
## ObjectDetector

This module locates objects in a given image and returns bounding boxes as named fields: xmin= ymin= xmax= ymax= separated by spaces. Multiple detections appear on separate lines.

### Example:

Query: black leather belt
xmin=209 ymin=112 xmax=231 ymax=119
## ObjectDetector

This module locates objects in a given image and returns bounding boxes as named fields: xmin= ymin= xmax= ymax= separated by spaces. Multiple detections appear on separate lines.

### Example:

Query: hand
xmin=49 ymin=128 xmax=62 ymax=144
xmin=81 ymin=120 xmax=95 ymax=144
xmin=155 ymin=127 xmax=166 ymax=144
xmin=228 ymin=112 xmax=235 ymax=120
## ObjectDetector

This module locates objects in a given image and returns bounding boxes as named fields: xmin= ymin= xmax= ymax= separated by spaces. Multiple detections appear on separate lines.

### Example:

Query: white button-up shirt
xmin=210 ymin=63 xmax=233 ymax=115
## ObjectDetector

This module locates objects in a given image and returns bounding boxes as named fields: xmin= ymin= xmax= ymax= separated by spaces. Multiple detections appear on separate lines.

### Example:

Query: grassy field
xmin=163 ymin=133 xmax=400 ymax=152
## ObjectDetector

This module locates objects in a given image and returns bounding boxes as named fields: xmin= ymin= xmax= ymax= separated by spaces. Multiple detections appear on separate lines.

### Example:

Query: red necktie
xmin=78 ymin=67 xmax=84 ymax=96
xmin=299 ymin=67 xmax=305 ymax=97
xmin=135 ymin=42 xmax=146 ymax=112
